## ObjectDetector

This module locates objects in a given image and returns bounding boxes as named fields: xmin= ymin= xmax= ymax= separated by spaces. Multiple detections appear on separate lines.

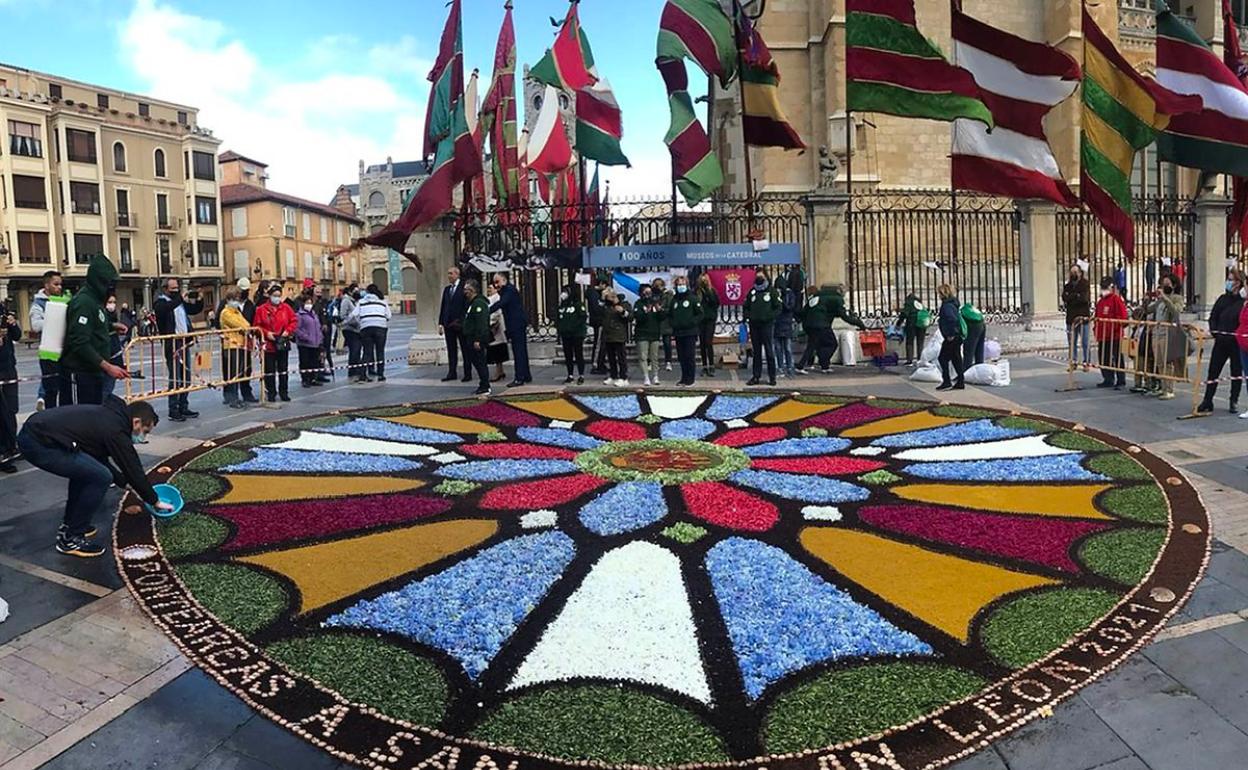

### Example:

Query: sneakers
xmin=473 ymin=385 xmax=492 ymax=396
xmin=653 ymin=377 xmax=661 ymax=385
xmin=58 ymin=523 xmax=99 ymax=539
xmin=1196 ymin=402 xmax=1214 ymax=414
xmin=936 ymin=383 xmax=953 ymax=392
xmin=746 ymin=378 xmax=761 ymax=386
xmin=665 ymin=363 xmax=673 ymax=372
xmin=56 ymin=534 xmax=105 ymax=558
xmin=643 ymin=376 xmax=652 ymax=386
xmin=576 ymin=376 xmax=584 ymax=385
xmin=604 ymin=378 xmax=616 ymax=386
xmin=35 ymin=397 xmax=45 ymax=412
xmin=563 ymin=376 xmax=574 ymax=384
xmin=615 ymin=379 xmax=631 ymax=388
xmin=183 ymin=409 xmax=200 ymax=418
xmin=1231 ymin=401 xmax=1240 ymax=414
xmin=794 ymin=368 xmax=807 ymax=375
xmin=1158 ymin=392 xmax=1176 ymax=401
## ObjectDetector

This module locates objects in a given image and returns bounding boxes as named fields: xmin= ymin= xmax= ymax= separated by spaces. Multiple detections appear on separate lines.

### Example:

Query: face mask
xmin=106 ymin=303 xmax=117 ymax=312
xmin=1101 ymin=289 xmax=1111 ymax=297
xmin=676 ymin=285 xmax=688 ymax=294
xmin=559 ymin=292 xmax=569 ymax=301
xmin=304 ymin=303 xmax=313 ymax=311
xmin=1162 ymin=285 xmax=1174 ymax=295
xmin=270 ymin=295 xmax=282 ymax=305
xmin=229 ymin=301 xmax=242 ymax=309
xmin=1241 ymin=287 xmax=1248 ymax=300
xmin=1228 ymin=281 xmax=1237 ymax=293
xmin=132 ymin=432 xmax=147 ymax=445
xmin=755 ymin=279 xmax=767 ymax=289
xmin=641 ymin=292 xmax=651 ymax=301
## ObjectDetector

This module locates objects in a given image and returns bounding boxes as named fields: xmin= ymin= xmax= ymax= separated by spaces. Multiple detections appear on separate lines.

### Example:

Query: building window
xmin=285 ymin=248 xmax=295 ymax=278
xmin=177 ymin=111 xmax=188 ymax=126
xmin=1131 ymin=143 xmax=1178 ymax=198
xmin=74 ymin=233 xmax=104 ymax=264
xmin=8 ymin=120 xmax=43 ymax=157
xmin=320 ymin=217 xmax=329 ymax=243
xmin=65 ymin=129 xmax=96 ymax=163
xmin=303 ymin=250 xmax=313 ymax=278
xmin=195 ymin=196 xmax=217 ymax=225
xmin=231 ymin=207 xmax=247 ymax=238
xmin=192 ymin=150 xmax=215 ymax=181
xmin=154 ymin=148 xmax=167 ymax=178
xmin=48 ymin=83 xmax=61 ymax=100
xmin=158 ymin=236 xmax=172 ymax=273
xmin=97 ymin=93 xmax=109 ymax=110
xmin=119 ymin=236 xmax=134 ymax=272
xmin=368 ymin=190 xmax=385 ymax=209
xmin=12 ymin=175 xmax=47 ymax=209
xmin=112 ymin=141 xmax=127 ymax=172
xmin=17 ymin=231 xmax=51 ymax=264
xmin=301 ymin=212 xmax=311 ymax=240
xmin=69 ymin=182 xmax=100 ymax=215
xmin=283 ymin=207 xmax=296 ymax=237
xmin=350 ymin=224 xmax=359 ymax=240
xmin=138 ymin=102 xmax=150 ymax=117
xmin=233 ymin=249 xmax=250 ymax=280
xmin=116 ymin=189 xmax=130 ymax=226
xmin=336 ymin=221 xmax=344 ymax=245
xmin=198 ymin=240 xmax=219 ymax=268
xmin=156 ymin=193 xmax=170 ymax=228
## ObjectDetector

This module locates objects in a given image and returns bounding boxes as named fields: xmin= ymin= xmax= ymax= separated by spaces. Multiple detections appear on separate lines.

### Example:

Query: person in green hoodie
xmin=61 ymin=254 xmax=129 ymax=405
xmin=960 ymin=300 xmax=986 ymax=368
xmin=801 ymin=284 xmax=866 ymax=372
xmin=634 ymin=284 xmax=665 ymax=386
xmin=554 ymin=285 xmax=588 ymax=385
xmin=896 ymin=292 xmax=930 ymax=366
xmin=669 ymin=276 xmax=703 ymax=386
xmin=461 ymin=280 xmax=493 ymax=396
xmin=600 ymin=288 xmax=633 ymax=387
xmin=744 ymin=272 xmax=783 ymax=386
xmin=696 ymin=273 xmax=720 ymax=376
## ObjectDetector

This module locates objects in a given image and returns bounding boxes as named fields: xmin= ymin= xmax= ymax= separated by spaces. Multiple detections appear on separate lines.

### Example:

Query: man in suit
xmin=491 ymin=272 xmax=531 ymax=387
xmin=438 ymin=266 xmax=471 ymax=382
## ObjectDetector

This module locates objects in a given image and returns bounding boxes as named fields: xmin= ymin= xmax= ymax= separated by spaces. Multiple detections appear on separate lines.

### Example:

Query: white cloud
xmin=118 ymin=0 xmax=429 ymax=200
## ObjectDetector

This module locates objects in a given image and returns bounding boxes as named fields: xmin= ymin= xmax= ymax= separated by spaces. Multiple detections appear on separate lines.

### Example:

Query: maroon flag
xmin=1226 ymin=0 xmax=1248 ymax=253
xmin=483 ymin=2 xmax=521 ymax=210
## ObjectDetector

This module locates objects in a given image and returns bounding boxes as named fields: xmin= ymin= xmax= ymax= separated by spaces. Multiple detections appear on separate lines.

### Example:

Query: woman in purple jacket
xmin=295 ymin=291 xmax=324 ymax=388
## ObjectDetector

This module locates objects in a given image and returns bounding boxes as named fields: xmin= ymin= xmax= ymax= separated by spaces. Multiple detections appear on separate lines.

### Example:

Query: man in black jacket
xmin=17 ymin=396 xmax=172 ymax=557
xmin=0 ymin=301 xmax=20 ymax=472
xmin=438 ymin=266 xmax=471 ymax=382
xmin=153 ymin=277 xmax=204 ymax=421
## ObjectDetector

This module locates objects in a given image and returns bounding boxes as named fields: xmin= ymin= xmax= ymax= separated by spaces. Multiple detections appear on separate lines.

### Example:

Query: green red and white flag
xmin=531 ymin=2 xmax=597 ymax=92
xmin=482 ymin=2 xmax=522 ymax=210
xmin=1155 ymin=2 xmax=1248 ymax=176
xmin=846 ymin=0 xmax=992 ymax=127
xmin=527 ymin=85 xmax=575 ymax=176
xmin=575 ymin=29 xmax=630 ymax=168
xmin=734 ymin=2 xmax=805 ymax=149
xmin=363 ymin=0 xmax=480 ymax=256
xmin=657 ymin=0 xmax=737 ymax=85
xmin=658 ymin=58 xmax=724 ymax=206
xmin=464 ymin=69 xmax=488 ymax=220
xmin=1222 ymin=0 xmax=1248 ymax=250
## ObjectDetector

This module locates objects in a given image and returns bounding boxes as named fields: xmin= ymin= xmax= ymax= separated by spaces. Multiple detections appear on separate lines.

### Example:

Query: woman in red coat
xmin=1093 ymin=276 xmax=1128 ymax=389
xmin=253 ymin=284 xmax=297 ymax=402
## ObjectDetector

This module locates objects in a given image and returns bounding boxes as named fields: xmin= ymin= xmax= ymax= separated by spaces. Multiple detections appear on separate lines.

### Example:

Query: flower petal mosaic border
xmin=114 ymin=392 xmax=1210 ymax=770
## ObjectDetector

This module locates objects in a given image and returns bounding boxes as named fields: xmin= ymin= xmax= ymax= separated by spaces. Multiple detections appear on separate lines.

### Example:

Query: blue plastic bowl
xmin=148 ymin=484 xmax=185 ymax=518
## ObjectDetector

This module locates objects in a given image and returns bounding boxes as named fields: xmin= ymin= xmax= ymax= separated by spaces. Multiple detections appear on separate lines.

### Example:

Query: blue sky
xmin=0 ymin=0 xmax=702 ymax=201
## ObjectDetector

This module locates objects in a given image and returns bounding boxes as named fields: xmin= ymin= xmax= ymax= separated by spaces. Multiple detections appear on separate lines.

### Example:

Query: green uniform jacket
xmin=668 ymin=292 xmax=703 ymax=336
xmin=897 ymin=294 xmax=925 ymax=333
xmin=698 ymin=285 xmax=720 ymax=325
xmin=462 ymin=295 xmax=492 ymax=346
xmin=633 ymin=299 xmax=664 ymax=341
xmin=801 ymin=287 xmax=864 ymax=332
xmin=657 ymin=290 xmax=675 ymax=336
xmin=601 ymin=300 xmax=632 ymax=344
xmin=61 ymin=254 xmax=118 ymax=373
xmin=743 ymin=285 xmax=782 ymax=324
xmin=555 ymin=299 xmax=587 ymax=339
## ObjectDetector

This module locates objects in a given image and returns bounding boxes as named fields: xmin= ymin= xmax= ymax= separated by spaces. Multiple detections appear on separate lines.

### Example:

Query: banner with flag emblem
xmin=733 ymin=1 xmax=804 ymax=149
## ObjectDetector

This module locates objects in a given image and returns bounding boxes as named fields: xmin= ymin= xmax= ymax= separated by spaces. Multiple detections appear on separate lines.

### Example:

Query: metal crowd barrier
xmin=1064 ymin=316 xmax=1208 ymax=418
xmin=122 ymin=327 xmax=269 ymax=406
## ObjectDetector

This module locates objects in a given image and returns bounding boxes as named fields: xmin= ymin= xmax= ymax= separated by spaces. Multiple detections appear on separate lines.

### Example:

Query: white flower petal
xmin=725 ymin=419 xmax=750 ymax=429
xmin=646 ymin=395 xmax=707 ymax=420
xmin=802 ymin=506 xmax=843 ymax=523
xmin=520 ymin=510 xmax=558 ymax=529
xmin=271 ymin=432 xmax=438 ymax=457
xmin=849 ymin=446 xmax=887 ymax=456
xmin=549 ymin=420 xmax=575 ymax=429
xmin=894 ymin=434 xmax=1075 ymax=462
xmin=430 ymin=452 xmax=466 ymax=464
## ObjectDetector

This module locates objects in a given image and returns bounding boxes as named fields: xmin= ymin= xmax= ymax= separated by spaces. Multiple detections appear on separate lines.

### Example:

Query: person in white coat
xmin=347 ymin=284 xmax=392 ymax=382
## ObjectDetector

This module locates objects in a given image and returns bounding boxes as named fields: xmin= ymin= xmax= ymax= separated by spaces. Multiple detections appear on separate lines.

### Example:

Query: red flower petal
xmin=800 ymin=403 xmax=906 ymax=431
xmin=751 ymin=457 xmax=887 ymax=475
xmin=442 ymin=401 xmax=543 ymax=427
xmin=216 ymin=494 xmax=452 ymax=552
xmin=460 ymin=443 xmax=579 ymax=460
xmin=682 ymin=482 xmax=779 ymax=532
xmin=586 ymin=420 xmax=649 ymax=442
xmin=479 ymin=474 xmax=609 ymax=510
xmin=713 ymin=427 xmax=789 ymax=448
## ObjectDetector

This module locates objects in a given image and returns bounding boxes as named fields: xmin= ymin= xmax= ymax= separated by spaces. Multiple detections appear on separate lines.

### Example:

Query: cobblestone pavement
xmin=2 ymin=334 xmax=1247 ymax=770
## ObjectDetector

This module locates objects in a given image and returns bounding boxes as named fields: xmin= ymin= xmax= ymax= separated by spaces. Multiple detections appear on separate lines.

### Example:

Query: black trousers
xmin=815 ymin=328 xmax=840 ymax=369
xmin=1203 ymin=336 xmax=1243 ymax=405
xmin=606 ymin=341 xmax=628 ymax=381
xmin=962 ymin=325 xmax=985 ymax=368
xmin=38 ymin=359 xmax=73 ymax=408
xmin=468 ymin=342 xmax=490 ymax=389
xmin=750 ymin=321 xmax=777 ymax=380
xmin=676 ymin=333 xmax=698 ymax=385
xmin=223 ymin=348 xmax=245 ymax=404
xmin=264 ymin=349 xmax=290 ymax=399
xmin=1099 ymin=337 xmax=1126 ymax=386
xmin=590 ymin=324 xmax=608 ymax=371
xmin=904 ymin=328 xmax=926 ymax=362
xmin=361 ymin=327 xmax=388 ymax=378
xmin=0 ymin=380 xmax=17 ymax=455
xmin=298 ymin=345 xmax=321 ymax=385
xmin=164 ymin=342 xmax=191 ymax=414
xmin=939 ymin=337 xmax=965 ymax=385
xmin=699 ymin=321 xmax=716 ymax=368
xmin=70 ymin=371 xmax=105 ymax=405
xmin=562 ymin=335 xmax=586 ymax=376
xmin=445 ymin=328 xmax=470 ymax=377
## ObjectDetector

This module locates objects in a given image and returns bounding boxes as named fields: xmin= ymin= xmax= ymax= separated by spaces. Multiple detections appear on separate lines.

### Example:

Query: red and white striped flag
xmin=951 ymin=5 xmax=1080 ymax=207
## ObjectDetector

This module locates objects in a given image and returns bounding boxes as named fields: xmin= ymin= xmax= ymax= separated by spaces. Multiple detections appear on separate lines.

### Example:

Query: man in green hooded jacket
xmin=800 ymin=284 xmax=866 ymax=372
xmin=61 ymin=254 xmax=129 ymax=404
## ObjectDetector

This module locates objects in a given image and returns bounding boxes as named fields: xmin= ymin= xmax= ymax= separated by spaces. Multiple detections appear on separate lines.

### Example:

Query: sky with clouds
xmin=0 ymin=0 xmax=709 ymax=202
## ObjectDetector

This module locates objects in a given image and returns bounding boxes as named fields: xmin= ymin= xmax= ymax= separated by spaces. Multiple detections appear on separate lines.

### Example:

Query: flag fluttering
xmin=464 ymin=69 xmax=488 ymax=220
xmin=483 ymin=2 xmax=522 ymax=210
xmin=1223 ymin=0 xmax=1248 ymax=251
xmin=531 ymin=1 xmax=597 ymax=91
xmin=1081 ymin=4 xmax=1200 ymax=258
xmin=734 ymin=2 xmax=804 ymax=149
xmin=951 ymin=5 xmax=1079 ymax=206
xmin=658 ymin=57 xmax=725 ymax=206
xmin=575 ymin=30 xmax=630 ymax=167
xmin=846 ymin=0 xmax=992 ymax=127
xmin=361 ymin=0 xmax=481 ymax=258
xmin=527 ymin=85 xmax=575 ymax=175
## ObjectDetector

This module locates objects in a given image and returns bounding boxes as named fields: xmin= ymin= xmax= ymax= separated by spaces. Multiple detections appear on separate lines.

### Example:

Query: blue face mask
xmin=132 ymin=433 xmax=147 ymax=445
xmin=1228 ymin=281 xmax=1237 ymax=293
xmin=676 ymin=285 xmax=688 ymax=294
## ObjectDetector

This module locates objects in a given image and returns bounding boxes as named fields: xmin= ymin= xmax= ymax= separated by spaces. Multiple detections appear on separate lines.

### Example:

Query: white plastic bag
xmin=963 ymin=359 xmax=1012 ymax=387
xmin=919 ymin=328 xmax=943 ymax=368
xmin=984 ymin=338 xmax=1002 ymax=361
xmin=910 ymin=365 xmax=943 ymax=383
xmin=833 ymin=329 xmax=861 ymax=366
xmin=0 ymin=596 xmax=8 ymax=623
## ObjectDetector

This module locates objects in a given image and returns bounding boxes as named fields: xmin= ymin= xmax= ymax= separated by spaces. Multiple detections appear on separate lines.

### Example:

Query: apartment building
xmin=219 ymin=152 xmax=363 ymax=294
xmin=0 ymin=63 xmax=223 ymax=321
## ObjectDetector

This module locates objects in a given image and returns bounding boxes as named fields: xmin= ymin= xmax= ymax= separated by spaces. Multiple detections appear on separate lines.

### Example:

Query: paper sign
xmin=574 ymin=272 xmax=592 ymax=286
xmin=753 ymin=239 xmax=770 ymax=252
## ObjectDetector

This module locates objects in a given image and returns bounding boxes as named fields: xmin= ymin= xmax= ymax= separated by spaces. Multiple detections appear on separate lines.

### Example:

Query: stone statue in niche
xmin=817 ymin=145 xmax=841 ymax=190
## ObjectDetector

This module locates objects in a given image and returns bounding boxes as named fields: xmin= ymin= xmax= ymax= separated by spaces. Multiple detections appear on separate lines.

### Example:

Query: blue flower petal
xmin=872 ymin=419 xmax=1035 ymax=449
xmin=573 ymin=395 xmax=642 ymax=419
xmin=705 ymin=395 xmax=779 ymax=422
xmin=437 ymin=459 xmax=579 ymax=481
xmin=706 ymin=538 xmax=932 ymax=700
xmin=731 ymin=470 xmax=870 ymax=503
xmin=578 ymin=482 xmax=668 ymax=536
xmin=326 ymin=531 xmax=576 ymax=679
xmin=903 ymin=454 xmax=1107 ymax=482
xmin=317 ymin=418 xmax=460 ymax=445
xmin=660 ymin=418 xmax=717 ymax=441
xmin=220 ymin=447 xmax=422 ymax=474
xmin=516 ymin=427 xmax=604 ymax=451
xmin=742 ymin=437 xmax=851 ymax=458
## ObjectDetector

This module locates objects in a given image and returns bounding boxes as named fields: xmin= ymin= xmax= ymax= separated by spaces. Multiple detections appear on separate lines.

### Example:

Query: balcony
xmin=156 ymin=216 xmax=181 ymax=232
xmin=116 ymin=212 xmax=137 ymax=230
xmin=1119 ymin=0 xmax=1196 ymax=44
xmin=69 ymin=201 xmax=101 ymax=216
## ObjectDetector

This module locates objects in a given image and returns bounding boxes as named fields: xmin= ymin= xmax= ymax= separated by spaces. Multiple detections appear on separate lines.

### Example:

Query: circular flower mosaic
xmin=115 ymin=392 xmax=1209 ymax=770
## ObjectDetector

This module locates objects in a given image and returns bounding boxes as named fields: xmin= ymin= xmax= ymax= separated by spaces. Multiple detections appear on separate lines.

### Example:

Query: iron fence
xmin=457 ymin=195 xmax=811 ymax=340
xmin=1056 ymin=197 xmax=1195 ymax=309
xmin=848 ymin=190 xmax=1023 ymax=324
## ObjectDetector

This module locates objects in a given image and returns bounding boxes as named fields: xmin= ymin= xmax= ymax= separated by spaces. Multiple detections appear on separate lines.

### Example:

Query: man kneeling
xmin=17 ymin=396 xmax=171 ymax=557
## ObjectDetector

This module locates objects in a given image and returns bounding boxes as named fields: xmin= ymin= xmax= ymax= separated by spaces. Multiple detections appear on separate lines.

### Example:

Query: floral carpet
xmin=115 ymin=392 xmax=1209 ymax=770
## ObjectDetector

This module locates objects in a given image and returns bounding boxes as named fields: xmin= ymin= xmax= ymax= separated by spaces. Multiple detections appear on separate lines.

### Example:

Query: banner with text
xmin=585 ymin=242 xmax=801 ymax=268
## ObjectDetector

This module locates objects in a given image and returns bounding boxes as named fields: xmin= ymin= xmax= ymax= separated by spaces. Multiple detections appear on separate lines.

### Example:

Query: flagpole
xmin=734 ymin=3 xmax=758 ymax=233
xmin=949 ymin=0 xmax=960 ymax=270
